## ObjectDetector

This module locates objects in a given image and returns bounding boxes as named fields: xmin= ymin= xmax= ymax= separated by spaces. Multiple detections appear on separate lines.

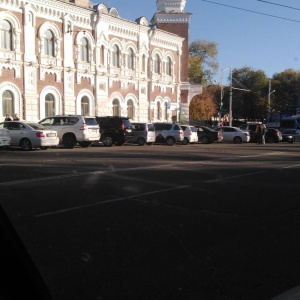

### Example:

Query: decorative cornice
xmin=152 ymin=12 xmax=192 ymax=24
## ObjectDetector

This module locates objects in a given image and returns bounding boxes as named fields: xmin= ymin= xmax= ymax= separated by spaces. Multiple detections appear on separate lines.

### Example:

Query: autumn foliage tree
xmin=189 ymin=87 xmax=218 ymax=123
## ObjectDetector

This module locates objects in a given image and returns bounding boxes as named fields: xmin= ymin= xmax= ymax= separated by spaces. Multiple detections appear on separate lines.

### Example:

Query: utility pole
xmin=229 ymin=67 xmax=233 ymax=126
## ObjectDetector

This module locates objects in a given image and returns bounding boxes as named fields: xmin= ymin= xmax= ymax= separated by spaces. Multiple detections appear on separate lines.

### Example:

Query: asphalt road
xmin=1 ymin=142 xmax=300 ymax=300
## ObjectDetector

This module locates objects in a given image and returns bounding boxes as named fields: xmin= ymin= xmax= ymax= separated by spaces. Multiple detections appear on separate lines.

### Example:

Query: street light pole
xmin=229 ymin=67 xmax=233 ymax=126
xmin=267 ymin=80 xmax=275 ymax=124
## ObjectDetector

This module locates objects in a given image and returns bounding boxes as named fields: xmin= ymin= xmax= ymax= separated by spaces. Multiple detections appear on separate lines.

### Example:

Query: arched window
xmin=142 ymin=54 xmax=146 ymax=72
xmin=127 ymin=48 xmax=134 ymax=70
xmin=80 ymin=38 xmax=89 ymax=62
xmin=100 ymin=45 xmax=105 ymax=65
xmin=45 ymin=93 xmax=55 ymax=117
xmin=44 ymin=30 xmax=54 ymax=56
xmin=2 ymin=90 xmax=13 ymax=117
xmin=127 ymin=100 xmax=134 ymax=119
xmin=112 ymin=45 xmax=120 ymax=67
xmin=112 ymin=99 xmax=120 ymax=116
xmin=154 ymin=54 xmax=160 ymax=74
xmin=166 ymin=56 xmax=172 ymax=76
xmin=164 ymin=102 xmax=168 ymax=120
xmin=0 ymin=20 xmax=12 ymax=50
xmin=157 ymin=102 xmax=161 ymax=120
xmin=81 ymin=96 xmax=89 ymax=116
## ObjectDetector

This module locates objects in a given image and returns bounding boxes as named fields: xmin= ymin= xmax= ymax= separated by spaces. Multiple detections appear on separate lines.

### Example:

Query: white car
xmin=0 ymin=121 xmax=59 ymax=151
xmin=0 ymin=128 xmax=11 ymax=147
xmin=153 ymin=122 xmax=184 ymax=146
xmin=180 ymin=125 xmax=198 ymax=145
xmin=39 ymin=115 xmax=100 ymax=148
xmin=217 ymin=126 xmax=250 ymax=143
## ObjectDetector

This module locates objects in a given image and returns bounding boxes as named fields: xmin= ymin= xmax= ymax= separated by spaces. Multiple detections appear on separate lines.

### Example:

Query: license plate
xmin=47 ymin=133 xmax=56 ymax=137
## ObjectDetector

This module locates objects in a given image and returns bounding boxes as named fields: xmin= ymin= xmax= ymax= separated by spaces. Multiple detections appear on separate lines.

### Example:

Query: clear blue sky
xmin=101 ymin=0 xmax=300 ymax=82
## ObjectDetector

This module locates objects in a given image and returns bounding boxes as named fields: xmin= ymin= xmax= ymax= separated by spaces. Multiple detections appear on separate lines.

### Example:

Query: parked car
xmin=39 ymin=115 xmax=100 ymax=148
xmin=95 ymin=116 xmax=133 ymax=147
xmin=153 ymin=122 xmax=184 ymax=146
xmin=265 ymin=128 xmax=282 ymax=143
xmin=280 ymin=129 xmax=300 ymax=143
xmin=0 ymin=128 xmax=11 ymax=148
xmin=130 ymin=122 xmax=155 ymax=146
xmin=196 ymin=125 xmax=223 ymax=144
xmin=239 ymin=122 xmax=261 ymax=142
xmin=0 ymin=121 xmax=59 ymax=151
xmin=180 ymin=125 xmax=198 ymax=145
xmin=217 ymin=126 xmax=250 ymax=143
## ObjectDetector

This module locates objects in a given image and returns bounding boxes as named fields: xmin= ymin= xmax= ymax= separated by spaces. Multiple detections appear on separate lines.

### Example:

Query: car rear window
xmin=155 ymin=123 xmax=172 ymax=130
xmin=147 ymin=124 xmax=155 ymax=131
xmin=132 ymin=123 xmax=145 ymax=131
xmin=84 ymin=117 xmax=98 ymax=126
xmin=173 ymin=124 xmax=181 ymax=130
xmin=122 ymin=119 xmax=131 ymax=129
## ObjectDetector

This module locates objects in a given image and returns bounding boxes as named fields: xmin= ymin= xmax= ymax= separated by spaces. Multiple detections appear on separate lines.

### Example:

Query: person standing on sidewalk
xmin=261 ymin=123 xmax=267 ymax=144
xmin=255 ymin=124 xmax=262 ymax=144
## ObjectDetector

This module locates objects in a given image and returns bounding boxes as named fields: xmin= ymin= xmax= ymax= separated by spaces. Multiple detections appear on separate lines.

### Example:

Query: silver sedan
xmin=0 ymin=121 xmax=59 ymax=151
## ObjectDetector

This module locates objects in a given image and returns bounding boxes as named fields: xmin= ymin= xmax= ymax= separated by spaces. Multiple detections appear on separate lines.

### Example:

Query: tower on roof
xmin=156 ymin=0 xmax=187 ymax=13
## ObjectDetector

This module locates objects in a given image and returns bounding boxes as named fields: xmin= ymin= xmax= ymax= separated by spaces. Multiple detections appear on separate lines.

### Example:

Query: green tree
xmin=271 ymin=69 xmax=300 ymax=114
xmin=220 ymin=67 xmax=269 ymax=121
xmin=189 ymin=40 xmax=218 ymax=85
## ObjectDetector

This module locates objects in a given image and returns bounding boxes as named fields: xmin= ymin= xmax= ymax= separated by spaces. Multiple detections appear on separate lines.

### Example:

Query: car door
xmin=222 ymin=127 xmax=233 ymax=141
xmin=6 ymin=122 xmax=24 ymax=146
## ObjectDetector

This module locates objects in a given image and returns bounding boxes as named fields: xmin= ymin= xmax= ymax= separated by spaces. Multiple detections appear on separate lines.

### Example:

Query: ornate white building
xmin=0 ymin=0 xmax=197 ymax=122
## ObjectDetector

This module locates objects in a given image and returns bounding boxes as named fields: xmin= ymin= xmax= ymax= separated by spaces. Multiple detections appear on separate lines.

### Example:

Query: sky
xmin=101 ymin=0 xmax=300 ymax=83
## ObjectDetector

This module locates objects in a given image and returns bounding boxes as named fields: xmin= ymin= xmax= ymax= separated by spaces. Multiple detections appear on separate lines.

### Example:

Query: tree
xmin=189 ymin=86 xmax=218 ymax=123
xmin=271 ymin=69 xmax=300 ymax=114
xmin=189 ymin=40 xmax=218 ymax=84
xmin=219 ymin=67 xmax=269 ymax=121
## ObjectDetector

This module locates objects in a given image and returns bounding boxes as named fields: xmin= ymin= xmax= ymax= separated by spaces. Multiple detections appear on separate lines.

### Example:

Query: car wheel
xmin=166 ymin=137 xmax=175 ymax=146
xmin=20 ymin=138 xmax=32 ymax=151
xmin=182 ymin=137 xmax=189 ymax=145
xmin=79 ymin=141 xmax=92 ymax=148
xmin=63 ymin=134 xmax=77 ymax=148
xmin=233 ymin=136 xmax=242 ymax=144
xmin=200 ymin=136 xmax=210 ymax=144
xmin=101 ymin=135 xmax=114 ymax=147
xmin=137 ymin=138 xmax=146 ymax=146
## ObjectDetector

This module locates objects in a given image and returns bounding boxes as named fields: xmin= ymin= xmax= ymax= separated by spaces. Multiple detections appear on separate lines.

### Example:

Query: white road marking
xmin=35 ymin=185 xmax=191 ymax=218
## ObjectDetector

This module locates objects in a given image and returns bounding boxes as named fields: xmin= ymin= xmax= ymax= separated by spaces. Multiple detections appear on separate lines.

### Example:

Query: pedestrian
xmin=13 ymin=113 xmax=19 ymax=121
xmin=261 ymin=123 xmax=266 ymax=144
xmin=4 ymin=113 xmax=12 ymax=121
xmin=255 ymin=124 xmax=262 ymax=144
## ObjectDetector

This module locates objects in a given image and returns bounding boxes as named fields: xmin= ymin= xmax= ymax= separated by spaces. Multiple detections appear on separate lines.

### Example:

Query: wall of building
xmin=0 ymin=0 xmax=187 ymax=123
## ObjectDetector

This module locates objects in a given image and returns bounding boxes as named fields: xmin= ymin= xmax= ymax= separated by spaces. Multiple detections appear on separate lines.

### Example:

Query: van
xmin=130 ymin=122 xmax=155 ymax=146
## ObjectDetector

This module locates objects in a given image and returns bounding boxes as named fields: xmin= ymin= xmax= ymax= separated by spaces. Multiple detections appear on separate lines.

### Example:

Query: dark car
xmin=95 ymin=116 xmax=133 ymax=147
xmin=196 ymin=126 xmax=223 ymax=144
xmin=281 ymin=129 xmax=300 ymax=143
xmin=265 ymin=128 xmax=282 ymax=143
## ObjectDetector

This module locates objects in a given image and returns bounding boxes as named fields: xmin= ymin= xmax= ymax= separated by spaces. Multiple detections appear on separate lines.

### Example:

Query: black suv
xmin=95 ymin=116 xmax=133 ymax=147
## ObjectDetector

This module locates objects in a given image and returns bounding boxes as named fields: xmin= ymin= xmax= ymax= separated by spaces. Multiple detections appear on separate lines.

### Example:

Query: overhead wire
xmin=200 ymin=0 xmax=300 ymax=23
xmin=256 ymin=0 xmax=300 ymax=11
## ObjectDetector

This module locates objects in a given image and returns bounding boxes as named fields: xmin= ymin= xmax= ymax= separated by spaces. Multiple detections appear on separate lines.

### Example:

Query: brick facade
xmin=0 ymin=0 xmax=193 ymax=123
